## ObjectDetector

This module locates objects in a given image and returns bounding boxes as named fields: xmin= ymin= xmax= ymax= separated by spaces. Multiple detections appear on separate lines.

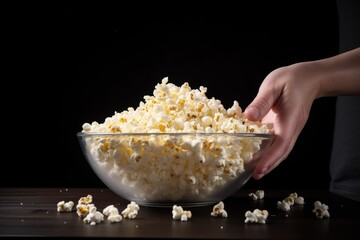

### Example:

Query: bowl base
xmin=134 ymin=200 xmax=219 ymax=208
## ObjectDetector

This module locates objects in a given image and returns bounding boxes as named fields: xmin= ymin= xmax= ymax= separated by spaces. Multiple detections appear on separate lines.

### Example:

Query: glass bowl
xmin=77 ymin=132 xmax=274 ymax=207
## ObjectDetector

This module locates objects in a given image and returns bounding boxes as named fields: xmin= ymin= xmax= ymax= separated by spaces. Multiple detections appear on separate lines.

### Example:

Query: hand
xmin=244 ymin=62 xmax=319 ymax=179
xmin=244 ymin=48 xmax=360 ymax=179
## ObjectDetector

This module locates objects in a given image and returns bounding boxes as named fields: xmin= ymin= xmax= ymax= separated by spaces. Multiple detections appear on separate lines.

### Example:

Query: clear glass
xmin=77 ymin=132 xmax=274 ymax=207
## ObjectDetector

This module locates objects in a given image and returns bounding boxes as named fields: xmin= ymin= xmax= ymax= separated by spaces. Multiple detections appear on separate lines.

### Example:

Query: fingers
xmin=244 ymin=66 xmax=311 ymax=179
xmin=244 ymin=81 xmax=279 ymax=122
xmin=251 ymin=108 xmax=305 ymax=180
xmin=251 ymin=135 xmax=292 ymax=179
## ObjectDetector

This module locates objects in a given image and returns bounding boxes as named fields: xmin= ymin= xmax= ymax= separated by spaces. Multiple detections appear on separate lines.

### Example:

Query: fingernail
xmin=248 ymin=107 xmax=260 ymax=119
xmin=258 ymin=167 xmax=270 ymax=179
xmin=257 ymin=173 xmax=265 ymax=179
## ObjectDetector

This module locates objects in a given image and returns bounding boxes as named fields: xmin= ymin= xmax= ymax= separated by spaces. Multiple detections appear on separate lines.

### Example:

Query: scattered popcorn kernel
xmin=277 ymin=201 xmax=290 ymax=212
xmin=244 ymin=211 xmax=257 ymax=223
xmin=57 ymin=200 xmax=74 ymax=213
xmin=83 ymin=205 xmax=104 ymax=225
xmin=76 ymin=203 xmax=94 ymax=218
xmin=108 ymin=212 xmax=123 ymax=223
xmin=57 ymin=195 xmax=125 ymax=224
xmin=283 ymin=196 xmax=295 ymax=206
xmin=289 ymin=192 xmax=298 ymax=200
xmin=122 ymin=201 xmax=140 ymax=219
xmin=277 ymin=192 xmax=304 ymax=211
xmin=103 ymin=205 xmax=123 ymax=223
xmin=249 ymin=190 xmax=264 ymax=200
xmin=103 ymin=205 xmax=116 ymax=216
xmin=181 ymin=211 xmax=192 ymax=222
xmin=255 ymin=190 xmax=265 ymax=199
xmin=253 ymin=209 xmax=269 ymax=224
xmin=210 ymin=201 xmax=228 ymax=218
xmin=294 ymin=196 xmax=305 ymax=205
xmin=172 ymin=205 xmax=192 ymax=221
xmin=76 ymin=194 xmax=95 ymax=218
xmin=312 ymin=201 xmax=330 ymax=219
xmin=78 ymin=194 xmax=93 ymax=205
xmin=249 ymin=193 xmax=258 ymax=200
xmin=172 ymin=205 xmax=184 ymax=220
xmin=244 ymin=209 xmax=268 ymax=224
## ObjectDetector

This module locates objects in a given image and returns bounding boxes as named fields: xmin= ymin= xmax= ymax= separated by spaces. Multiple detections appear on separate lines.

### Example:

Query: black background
xmin=3 ymin=1 xmax=339 ymax=190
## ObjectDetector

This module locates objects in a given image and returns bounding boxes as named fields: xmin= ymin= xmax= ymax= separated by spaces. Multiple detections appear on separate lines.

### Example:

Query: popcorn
xmin=277 ymin=201 xmax=291 ymax=212
xmin=81 ymin=78 xmax=272 ymax=201
xmin=83 ymin=205 xmax=104 ymax=225
xmin=255 ymin=190 xmax=265 ymax=199
xmin=102 ymin=204 xmax=117 ymax=216
xmin=210 ymin=201 xmax=228 ymax=218
xmin=283 ymin=196 xmax=295 ymax=206
xmin=244 ymin=211 xmax=257 ymax=223
xmin=172 ymin=205 xmax=183 ymax=220
xmin=277 ymin=192 xmax=304 ymax=211
xmin=312 ymin=201 xmax=330 ymax=219
xmin=56 ymin=194 xmax=127 ymax=225
xmin=57 ymin=200 xmax=74 ymax=212
xmin=108 ymin=212 xmax=123 ymax=223
xmin=121 ymin=201 xmax=140 ymax=219
xmin=172 ymin=205 xmax=192 ymax=221
xmin=103 ymin=205 xmax=123 ymax=223
xmin=244 ymin=209 xmax=269 ymax=224
xmin=249 ymin=190 xmax=264 ymax=200
xmin=76 ymin=203 xmax=94 ymax=218
xmin=78 ymin=194 xmax=93 ymax=205
xmin=294 ymin=196 xmax=305 ymax=205
xmin=76 ymin=194 xmax=94 ymax=218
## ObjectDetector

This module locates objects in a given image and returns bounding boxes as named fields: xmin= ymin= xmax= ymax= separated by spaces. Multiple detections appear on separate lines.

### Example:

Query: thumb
xmin=244 ymin=88 xmax=277 ymax=121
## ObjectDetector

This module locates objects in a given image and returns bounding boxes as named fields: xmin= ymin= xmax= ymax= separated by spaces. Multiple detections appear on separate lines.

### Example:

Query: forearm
xmin=316 ymin=47 xmax=360 ymax=98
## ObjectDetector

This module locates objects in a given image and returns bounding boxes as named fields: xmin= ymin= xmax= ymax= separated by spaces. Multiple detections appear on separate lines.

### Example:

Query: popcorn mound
xmin=80 ymin=77 xmax=272 ymax=204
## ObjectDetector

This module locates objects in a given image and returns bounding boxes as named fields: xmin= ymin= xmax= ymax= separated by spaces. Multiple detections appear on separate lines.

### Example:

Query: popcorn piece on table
xmin=244 ymin=209 xmax=269 ymax=224
xmin=57 ymin=200 xmax=74 ymax=213
xmin=253 ymin=209 xmax=269 ymax=224
xmin=255 ymin=190 xmax=265 ymax=199
xmin=122 ymin=201 xmax=140 ymax=219
xmin=78 ymin=194 xmax=93 ymax=205
xmin=312 ymin=201 xmax=330 ymax=219
xmin=294 ymin=196 xmax=305 ymax=205
xmin=244 ymin=211 xmax=257 ymax=223
xmin=277 ymin=201 xmax=291 ymax=212
xmin=76 ymin=194 xmax=95 ymax=218
xmin=277 ymin=192 xmax=305 ymax=211
xmin=283 ymin=196 xmax=295 ymax=206
xmin=83 ymin=205 xmax=104 ymax=225
xmin=287 ymin=192 xmax=305 ymax=205
xmin=248 ymin=193 xmax=258 ymax=200
xmin=76 ymin=203 xmax=95 ymax=218
xmin=210 ymin=201 xmax=228 ymax=218
xmin=249 ymin=190 xmax=265 ymax=200
xmin=172 ymin=205 xmax=192 ymax=222
xmin=108 ymin=212 xmax=123 ymax=223
xmin=103 ymin=205 xmax=123 ymax=223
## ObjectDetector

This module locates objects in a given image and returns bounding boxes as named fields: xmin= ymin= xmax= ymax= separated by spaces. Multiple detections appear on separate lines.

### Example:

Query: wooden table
xmin=1 ymin=188 xmax=359 ymax=239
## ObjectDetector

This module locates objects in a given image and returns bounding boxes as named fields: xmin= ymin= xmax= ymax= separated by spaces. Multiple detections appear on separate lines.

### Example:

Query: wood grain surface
xmin=0 ymin=188 xmax=359 ymax=239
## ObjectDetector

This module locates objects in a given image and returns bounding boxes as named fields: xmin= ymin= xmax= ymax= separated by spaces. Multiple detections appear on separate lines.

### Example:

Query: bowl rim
xmin=77 ymin=132 xmax=274 ymax=138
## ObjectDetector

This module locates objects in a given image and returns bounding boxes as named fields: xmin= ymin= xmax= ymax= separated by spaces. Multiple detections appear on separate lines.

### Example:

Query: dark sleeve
xmin=329 ymin=0 xmax=360 ymax=202
xmin=336 ymin=0 xmax=360 ymax=52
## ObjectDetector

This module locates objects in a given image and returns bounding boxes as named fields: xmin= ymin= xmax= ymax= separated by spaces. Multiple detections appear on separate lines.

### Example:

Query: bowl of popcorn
xmin=77 ymin=78 xmax=274 ymax=207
